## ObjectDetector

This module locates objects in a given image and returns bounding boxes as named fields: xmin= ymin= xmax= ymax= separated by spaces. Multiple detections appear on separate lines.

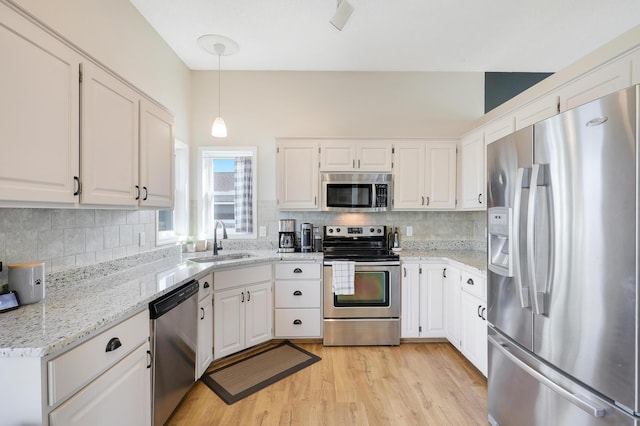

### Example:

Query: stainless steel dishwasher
xmin=149 ymin=280 xmax=199 ymax=426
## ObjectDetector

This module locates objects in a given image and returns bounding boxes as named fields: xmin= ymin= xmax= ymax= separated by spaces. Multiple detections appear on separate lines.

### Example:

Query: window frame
xmin=156 ymin=140 xmax=189 ymax=246
xmin=197 ymin=145 xmax=258 ymax=240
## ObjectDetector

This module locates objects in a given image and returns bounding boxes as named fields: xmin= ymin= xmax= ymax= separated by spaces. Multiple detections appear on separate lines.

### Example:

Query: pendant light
xmin=197 ymin=35 xmax=239 ymax=138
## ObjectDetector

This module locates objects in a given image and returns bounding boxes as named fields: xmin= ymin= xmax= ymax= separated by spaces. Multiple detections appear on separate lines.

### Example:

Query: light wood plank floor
xmin=168 ymin=342 xmax=487 ymax=426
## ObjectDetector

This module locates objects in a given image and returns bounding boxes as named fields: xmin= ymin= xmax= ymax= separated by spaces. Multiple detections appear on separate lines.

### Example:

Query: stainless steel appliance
xmin=149 ymin=280 xmax=199 ymax=426
xmin=322 ymin=225 xmax=400 ymax=346
xmin=486 ymin=85 xmax=640 ymax=425
xmin=301 ymin=222 xmax=313 ymax=253
xmin=278 ymin=218 xmax=296 ymax=253
xmin=321 ymin=173 xmax=392 ymax=212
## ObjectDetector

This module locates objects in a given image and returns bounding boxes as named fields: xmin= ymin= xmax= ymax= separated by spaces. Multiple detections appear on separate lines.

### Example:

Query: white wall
xmin=13 ymin=0 xmax=191 ymax=141
xmin=190 ymin=70 xmax=484 ymax=203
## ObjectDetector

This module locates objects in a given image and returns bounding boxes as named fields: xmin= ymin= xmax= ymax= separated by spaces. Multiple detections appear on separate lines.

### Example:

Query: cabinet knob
xmin=467 ymin=278 xmax=474 ymax=285
xmin=105 ymin=337 xmax=122 ymax=352
xmin=293 ymin=290 xmax=302 ymax=296
xmin=293 ymin=319 xmax=302 ymax=325
xmin=293 ymin=268 xmax=303 ymax=273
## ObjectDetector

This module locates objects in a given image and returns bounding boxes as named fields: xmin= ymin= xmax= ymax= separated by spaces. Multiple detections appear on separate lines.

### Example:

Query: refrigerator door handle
xmin=488 ymin=334 xmax=607 ymax=418
xmin=526 ymin=164 xmax=547 ymax=315
xmin=512 ymin=167 xmax=530 ymax=308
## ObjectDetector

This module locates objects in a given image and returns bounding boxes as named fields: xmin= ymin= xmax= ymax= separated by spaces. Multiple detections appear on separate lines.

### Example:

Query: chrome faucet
xmin=212 ymin=221 xmax=228 ymax=255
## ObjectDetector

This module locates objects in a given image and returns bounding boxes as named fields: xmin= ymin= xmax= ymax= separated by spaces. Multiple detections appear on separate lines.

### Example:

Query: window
xmin=198 ymin=146 xmax=257 ymax=239
xmin=157 ymin=141 xmax=189 ymax=245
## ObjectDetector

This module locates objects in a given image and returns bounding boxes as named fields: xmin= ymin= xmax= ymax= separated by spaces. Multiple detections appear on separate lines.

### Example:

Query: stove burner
xmin=322 ymin=225 xmax=399 ymax=262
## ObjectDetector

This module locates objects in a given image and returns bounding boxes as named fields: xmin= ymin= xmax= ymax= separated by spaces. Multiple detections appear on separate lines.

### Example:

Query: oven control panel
xmin=324 ymin=225 xmax=385 ymax=237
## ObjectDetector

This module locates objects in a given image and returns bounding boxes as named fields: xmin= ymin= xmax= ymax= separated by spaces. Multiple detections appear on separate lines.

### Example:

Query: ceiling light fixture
xmin=330 ymin=0 xmax=354 ymax=31
xmin=197 ymin=34 xmax=239 ymax=138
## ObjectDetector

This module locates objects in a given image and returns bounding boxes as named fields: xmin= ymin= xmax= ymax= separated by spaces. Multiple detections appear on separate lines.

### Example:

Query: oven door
xmin=323 ymin=262 xmax=400 ymax=318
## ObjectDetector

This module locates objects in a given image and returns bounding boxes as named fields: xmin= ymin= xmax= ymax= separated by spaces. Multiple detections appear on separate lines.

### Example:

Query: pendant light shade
xmin=197 ymin=35 xmax=239 ymax=138
xmin=211 ymin=116 xmax=227 ymax=138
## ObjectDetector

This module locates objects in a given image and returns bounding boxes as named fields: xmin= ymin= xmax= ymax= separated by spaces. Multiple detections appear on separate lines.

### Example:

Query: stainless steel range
xmin=322 ymin=225 xmax=400 ymax=346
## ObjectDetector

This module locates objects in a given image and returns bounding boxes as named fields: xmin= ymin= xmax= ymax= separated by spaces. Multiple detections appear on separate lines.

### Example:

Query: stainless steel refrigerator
xmin=486 ymin=85 xmax=639 ymax=425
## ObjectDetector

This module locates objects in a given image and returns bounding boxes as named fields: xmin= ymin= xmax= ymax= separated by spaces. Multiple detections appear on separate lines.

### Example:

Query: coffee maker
xmin=278 ymin=219 xmax=296 ymax=253
xmin=301 ymin=222 xmax=313 ymax=253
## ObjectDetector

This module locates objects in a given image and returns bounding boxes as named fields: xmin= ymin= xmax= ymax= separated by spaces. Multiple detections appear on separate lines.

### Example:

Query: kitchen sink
xmin=188 ymin=253 xmax=255 ymax=263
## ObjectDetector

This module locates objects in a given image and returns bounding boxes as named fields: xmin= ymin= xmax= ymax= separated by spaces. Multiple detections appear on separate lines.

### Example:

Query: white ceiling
xmin=129 ymin=0 xmax=640 ymax=72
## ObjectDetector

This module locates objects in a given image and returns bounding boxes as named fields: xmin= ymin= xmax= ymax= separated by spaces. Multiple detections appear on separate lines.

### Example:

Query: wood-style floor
xmin=168 ymin=342 xmax=487 ymax=426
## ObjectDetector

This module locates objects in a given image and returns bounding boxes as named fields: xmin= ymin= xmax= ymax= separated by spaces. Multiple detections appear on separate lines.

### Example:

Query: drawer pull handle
xmin=293 ymin=290 xmax=302 ymax=296
xmin=203 ymin=281 xmax=210 ymax=289
xmin=105 ymin=337 xmax=122 ymax=352
xmin=146 ymin=350 xmax=153 ymax=369
xmin=200 ymin=307 xmax=205 ymax=320
xmin=293 ymin=319 xmax=302 ymax=325
xmin=467 ymin=278 xmax=474 ymax=285
xmin=293 ymin=268 xmax=303 ymax=273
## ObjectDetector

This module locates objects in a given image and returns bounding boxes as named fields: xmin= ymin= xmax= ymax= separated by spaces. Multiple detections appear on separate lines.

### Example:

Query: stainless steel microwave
xmin=321 ymin=173 xmax=392 ymax=212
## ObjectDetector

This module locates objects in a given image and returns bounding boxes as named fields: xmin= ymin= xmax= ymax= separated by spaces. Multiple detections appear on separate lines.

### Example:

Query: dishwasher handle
xmin=149 ymin=280 xmax=199 ymax=319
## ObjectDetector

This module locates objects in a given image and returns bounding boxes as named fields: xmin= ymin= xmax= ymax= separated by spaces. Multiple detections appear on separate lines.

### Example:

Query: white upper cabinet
xmin=139 ymin=99 xmax=174 ymax=208
xmin=483 ymin=115 xmax=515 ymax=145
xmin=394 ymin=140 xmax=456 ymax=210
xmin=277 ymin=140 xmax=320 ymax=210
xmin=0 ymin=3 xmax=80 ymax=205
xmin=460 ymin=130 xmax=485 ymax=210
xmin=514 ymin=94 xmax=559 ymax=130
xmin=1 ymin=2 xmax=174 ymax=209
xmin=557 ymin=54 xmax=631 ymax=112
xmin=80 ymin=62 xmax=139 ymax=207
xmin=320 ymin=140 xmax=393 ymax=172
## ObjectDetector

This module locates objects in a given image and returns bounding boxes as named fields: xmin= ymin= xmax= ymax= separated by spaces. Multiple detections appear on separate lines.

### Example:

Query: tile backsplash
xmin=0 ymin=208 xmax=158 ymax=284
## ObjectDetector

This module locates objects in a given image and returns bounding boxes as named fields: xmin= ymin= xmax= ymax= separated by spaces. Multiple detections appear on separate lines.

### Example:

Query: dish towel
xmin=332 ymin=261 xmax=355 ymax=295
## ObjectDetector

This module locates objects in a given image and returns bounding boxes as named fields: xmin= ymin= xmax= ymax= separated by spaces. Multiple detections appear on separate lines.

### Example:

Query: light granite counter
xmin=0 ymin=249 xmax=322 ymax=359
xmin=0 ymin=246 xmax=484 ymax=359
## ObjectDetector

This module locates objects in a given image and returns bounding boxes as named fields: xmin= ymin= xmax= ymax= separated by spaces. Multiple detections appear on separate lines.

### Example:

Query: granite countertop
xmin=0 ymin=247 xmax=482 ymax=359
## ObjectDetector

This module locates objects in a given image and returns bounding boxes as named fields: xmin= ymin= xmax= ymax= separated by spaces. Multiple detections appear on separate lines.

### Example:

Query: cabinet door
xmin=196 ymin=295 xmax=213 ymax=379
xmin=213 ymin=288 xmax=245 ymax=359
xmin=400 ymin=263 xmax=420 ymax=338
xmin=460 ymin=291 xmax=487 ymax=376
xmin=460 ymin=132 xmax=485 ymax=210
xmin=277 ymin=141 xmax=319 ymax=210
xmin=393 ymin=143 xmax=424 ymax=209
xmin=558 ymin=56 xmax=631 ymax=112
xmin=81 ymin=62 xmax=139 ymax=206
xmin=357 ymin=142 xmax=393 ymax=171
xmin=320 ymin=141 xmax=356 ymax=171
xmin=49 ymin=343 xmax=150 ymax=426
xmin=139 ymin=99 xmax=174 ymax=208
xmin=443 ymin=266 xmax=461 ymax=348
xmin=0 ymin=5 xmax=80 ymax=204
xmin=420 ymin=264 xmax=446 ymax=338
xmin=424 ymin=142 xmax=456 ymax=209
xmin=245 ymin=281 xmax=273 ymax=348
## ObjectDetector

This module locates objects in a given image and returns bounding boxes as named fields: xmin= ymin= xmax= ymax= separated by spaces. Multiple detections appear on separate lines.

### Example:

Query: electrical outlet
xmin=406 ymin=226 xmax=413 ymax=237
xmin=139 ymin=231 xmax=145 ymax=246
xmin=259 ymin=226 xmax=267 ymax=237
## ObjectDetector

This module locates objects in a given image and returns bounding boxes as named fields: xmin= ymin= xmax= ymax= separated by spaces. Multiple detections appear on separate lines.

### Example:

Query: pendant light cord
xmin=217 ymin=53 xmax=222 ymax=117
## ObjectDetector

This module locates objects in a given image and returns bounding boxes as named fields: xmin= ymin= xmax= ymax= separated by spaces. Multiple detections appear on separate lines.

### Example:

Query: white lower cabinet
xmin=274 ymin=262 xmax=322 ymax=338
xmin=443 ymin=265 xmax=461 ymax=348
xmin=401 ymin=262 xmax=446 ymax=338
xmin=458 ymin=269 xmax=487 ymax=376
xmin=213 ymin=265 xmax=273 ymax=360
xmin=49 ymin=343 xmax=150 ymax=426
xmin=196 ymin=274 xmax=213 ymax=379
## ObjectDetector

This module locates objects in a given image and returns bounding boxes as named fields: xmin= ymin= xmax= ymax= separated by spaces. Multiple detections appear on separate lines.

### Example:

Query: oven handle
xmin=324 ymin=261 xmax=400 ymax=267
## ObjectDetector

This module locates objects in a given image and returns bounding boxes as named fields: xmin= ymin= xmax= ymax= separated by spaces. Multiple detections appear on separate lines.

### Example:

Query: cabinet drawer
xmin=275 ymin=281 xmax=321 ymax=308
xmin=198 ymin=273 xmax=213 ymax=299
xmin=275 ymin=309 xmax=321 ymax=337
xmin=461 ymin=270 xmax=486 ymax=300
xmin=275 ymin=262 xmax=321 ymax=280
xmin=47 ymin=310 xmax=149 ymax=406
xmin=214 ymin=264 xmax=272 ymax=290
